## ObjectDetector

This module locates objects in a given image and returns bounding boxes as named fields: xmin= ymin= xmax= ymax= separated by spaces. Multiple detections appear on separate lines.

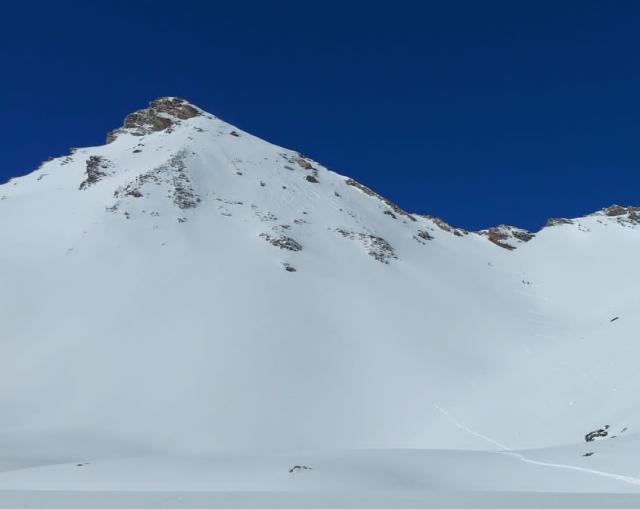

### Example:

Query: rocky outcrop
xmin=281 ymin=153 xmax=320 ymax=182
xmin=413 ymin=229 xmax=434 ymax=245
xmin=79 ymin=156 xmax=113 ymax=190
xmin=112 ymin=151 xmax=199 ymax=210
xmin=167 ymin=152 xmax=200 ymax=209
xmin=585 ymin=425 xmax=609 ymax=442
xmin=544 ymin=206 xmax=640 ymax=228
xmin=479 ymin=225 xmax=535 ymax=250
xmin=590 ymin=205 xmax=640 ymax=227
xmin=603 ymin=205 xmax=640 ymax=225
xmin=604 ymin=205 xmax=628 ymax=217
xmin=423 ymin=216 xmax=468 ymax=237
xmin=106 ymin=97 xmax=200 ymax=143
xmin=545 ymin=217 xmax=574 ymax=227
xmin=334 ymin=228 xmax=397 ymax=264
xmin=293 ymin=156 xmax=313 ymax=170
xmin=288 ymin=465 xmax=312 ymax=473
xmin=259 ymin=233 xmax=303 ymax=252
xmin=345 ymin=178 xmax=416 ymax=222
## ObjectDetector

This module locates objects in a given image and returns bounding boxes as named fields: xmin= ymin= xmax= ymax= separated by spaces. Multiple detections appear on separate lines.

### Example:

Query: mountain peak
xmin=3 ymin=97 xmax=640 ymax=458
xmin=106 ymin=97 xmax=202 ymax=143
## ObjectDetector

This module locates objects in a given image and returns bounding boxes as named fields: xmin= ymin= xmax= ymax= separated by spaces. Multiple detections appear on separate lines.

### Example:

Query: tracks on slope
xmin=433 ymin=404 xmax=640 ymax=489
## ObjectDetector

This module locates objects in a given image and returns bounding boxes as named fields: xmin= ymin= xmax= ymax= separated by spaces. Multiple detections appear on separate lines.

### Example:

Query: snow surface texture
xmin=1 ymin=97 xmax=640 ymax=506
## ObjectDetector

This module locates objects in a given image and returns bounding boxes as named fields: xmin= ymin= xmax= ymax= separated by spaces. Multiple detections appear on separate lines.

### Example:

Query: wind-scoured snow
xmin=1 ymin=98 xmax=639 ymax=505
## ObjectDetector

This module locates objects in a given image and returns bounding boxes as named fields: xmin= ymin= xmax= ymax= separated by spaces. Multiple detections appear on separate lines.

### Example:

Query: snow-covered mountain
xmin=1 ymin=98 xmax=640 ymax=503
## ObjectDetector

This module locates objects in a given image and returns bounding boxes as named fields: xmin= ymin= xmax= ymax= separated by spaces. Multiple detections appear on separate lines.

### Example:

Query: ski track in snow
xmin=499 ymin=451 xmax=640 ymax=489
xmin=435 ymin=404 xmax=640 ymax=489
xmin=433 ymin=404 xmax=513 ymax=451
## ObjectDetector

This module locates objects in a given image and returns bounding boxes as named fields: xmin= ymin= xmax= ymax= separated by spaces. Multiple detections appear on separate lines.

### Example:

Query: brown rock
xmin=107 ymin=97 xmax=201 ymax=143
xmin=545 ymin=217 xmax=574 ymax=227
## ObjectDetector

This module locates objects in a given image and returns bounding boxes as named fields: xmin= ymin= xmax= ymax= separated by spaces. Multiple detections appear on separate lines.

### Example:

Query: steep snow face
xmin=1 ymin=98 xmax=639 ymax=454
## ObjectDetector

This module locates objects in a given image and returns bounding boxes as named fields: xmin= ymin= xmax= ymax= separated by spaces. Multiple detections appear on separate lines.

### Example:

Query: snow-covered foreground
xmin=2 ymin=435 xmax=640 ymax=507
xmin=1 ymin=98 xmax=639 ymax=504
xmin=2 ymin=491 xmax=639 ymax=509
xmin=3 ymin=438 xmax=640 ymax=493
xmin=8 ymin=492 xmax=640 ymax=509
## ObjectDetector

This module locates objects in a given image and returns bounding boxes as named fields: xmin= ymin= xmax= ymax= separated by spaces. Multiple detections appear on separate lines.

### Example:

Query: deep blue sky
xmin=2 ymin=1 xmax=639 ymax=230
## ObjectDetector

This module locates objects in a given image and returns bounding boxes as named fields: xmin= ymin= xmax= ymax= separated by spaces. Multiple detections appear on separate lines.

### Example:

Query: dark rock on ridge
xmin=107 ymin=97 xmax=200 ymax=143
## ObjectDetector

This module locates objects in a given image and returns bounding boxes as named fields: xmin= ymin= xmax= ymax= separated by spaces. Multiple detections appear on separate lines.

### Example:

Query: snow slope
xmin=1 ymin=98 xmax=639 ymax=503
